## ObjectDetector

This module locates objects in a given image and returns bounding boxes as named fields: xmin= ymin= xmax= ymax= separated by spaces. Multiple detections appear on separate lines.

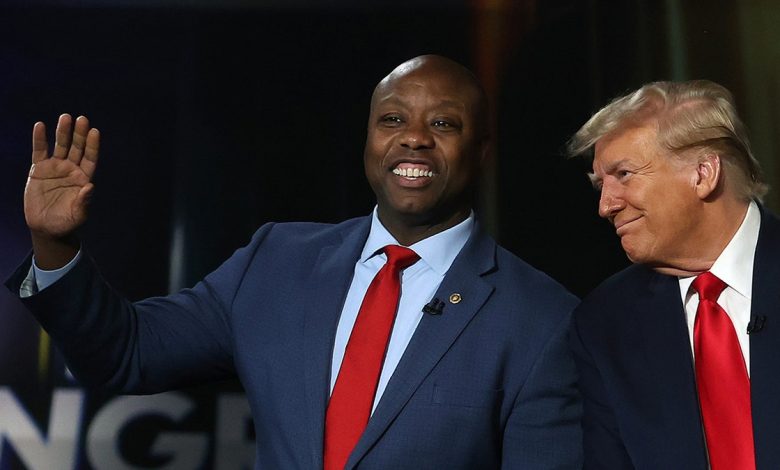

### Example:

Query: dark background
xmin=5 ymin=0 xmax=778 ymax=299
xmin=3 ymin=1 xmax=624 ymax=302
xmin=1 ymin=1 xmax=779 ymax=468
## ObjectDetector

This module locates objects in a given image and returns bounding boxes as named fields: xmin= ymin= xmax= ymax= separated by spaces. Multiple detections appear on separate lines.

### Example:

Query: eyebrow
xmin=601 ymin=158 xmax=630 ymax=174
xmin=588 ymin=158 xmax=630 ymax=189
xmin=587 ymin=172 xmax=601 ymax=190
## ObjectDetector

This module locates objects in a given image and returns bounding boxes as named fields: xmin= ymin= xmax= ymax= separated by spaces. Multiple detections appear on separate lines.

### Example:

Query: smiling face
xmin=364 ymin=56 xmax=488 ymax=242
xmin=592 ymin=125 xmax=705 ymax=269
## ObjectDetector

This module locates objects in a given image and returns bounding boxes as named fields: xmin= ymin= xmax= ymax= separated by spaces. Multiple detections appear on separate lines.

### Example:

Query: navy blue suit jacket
xmin=571 ymin=208 xmax=780 ymax=469
xmin=8 ymin=216 xmax=581 ymax=469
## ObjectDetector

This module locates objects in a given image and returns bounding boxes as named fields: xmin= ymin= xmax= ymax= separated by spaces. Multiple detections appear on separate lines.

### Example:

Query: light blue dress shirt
xmin=330 ymin=208 xmax=474 ymax=412
xmin=25 ymin=250 xmax=82 ymax=295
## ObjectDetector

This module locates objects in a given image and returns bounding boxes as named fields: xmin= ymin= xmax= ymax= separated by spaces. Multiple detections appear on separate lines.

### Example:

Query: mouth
xmin=391 ymin=161 xmax=436 ymax=180
xmin=614 ymin=216 xmax=641 ymax=235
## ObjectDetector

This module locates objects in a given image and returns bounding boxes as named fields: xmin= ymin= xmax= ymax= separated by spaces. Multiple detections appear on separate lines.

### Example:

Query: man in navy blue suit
xmin=7 ymin=55 xmax=581 ymax=468
xmin=568 ymin=80 xmax=779 ymax=469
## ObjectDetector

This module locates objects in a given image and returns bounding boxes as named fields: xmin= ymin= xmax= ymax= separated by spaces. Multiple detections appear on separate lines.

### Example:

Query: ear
xmin=694 ymin=153 xmax=721 ymax=199
xmin=478 ymin=135 xmax=492 ymax=164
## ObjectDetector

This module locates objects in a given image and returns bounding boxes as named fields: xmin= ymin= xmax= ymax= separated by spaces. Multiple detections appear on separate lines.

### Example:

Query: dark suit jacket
xmin=571 ymin=208 xmax=780 ymax=469
xmin=8 ymin=216 xmax=581 ymax=469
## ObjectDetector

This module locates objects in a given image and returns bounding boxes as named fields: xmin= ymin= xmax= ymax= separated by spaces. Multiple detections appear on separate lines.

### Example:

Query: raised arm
xmin=25 ymin=114 xmax=100 ymax=269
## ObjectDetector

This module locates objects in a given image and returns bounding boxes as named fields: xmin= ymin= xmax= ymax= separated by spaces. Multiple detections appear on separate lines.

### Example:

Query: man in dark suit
xmin=568 ymin=80 xmax=777 ymax=469
xmin=7 ymin=55 xmax=581 ymax=469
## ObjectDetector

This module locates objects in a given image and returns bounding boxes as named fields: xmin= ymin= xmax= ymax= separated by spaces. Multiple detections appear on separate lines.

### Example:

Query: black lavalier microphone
xmin=747 ymin=315 xmax=767 ymax=335
xmin=422 ymin=298 xmax=445 ymax=315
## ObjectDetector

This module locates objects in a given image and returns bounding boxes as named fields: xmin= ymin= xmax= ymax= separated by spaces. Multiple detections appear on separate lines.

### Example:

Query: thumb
xmin=75 ymin=183 xmax=95 ymax=209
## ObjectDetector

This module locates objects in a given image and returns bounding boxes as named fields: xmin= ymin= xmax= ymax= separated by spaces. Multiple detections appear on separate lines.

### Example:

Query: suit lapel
xmin=346 ymin=227 xmax=496 ymax=468
xmin=749 ymin=209 xmax=780 ymax=469
xmin=636 ymin=270 xmax=709 ymax=467
xmin=302 ymin=218 xmax=370 ymax=468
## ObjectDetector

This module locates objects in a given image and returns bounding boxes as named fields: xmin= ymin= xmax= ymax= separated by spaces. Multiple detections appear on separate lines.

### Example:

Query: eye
xmin=431 ymin=119 xmax=460 ymax=131
xmin=616 ymin=169 xmax=632 ymax=180
xmin=380 ymin=115 xmax=403 ymax=127
xmin=587 ymin=172 xmax=602 ymax=191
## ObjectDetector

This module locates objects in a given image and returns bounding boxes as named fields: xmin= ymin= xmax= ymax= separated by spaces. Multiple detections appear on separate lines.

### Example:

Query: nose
xmin=598 ymin=182 xmax=625 ymax=219
xmin=400 ymin=122 xmax=434 ymax=150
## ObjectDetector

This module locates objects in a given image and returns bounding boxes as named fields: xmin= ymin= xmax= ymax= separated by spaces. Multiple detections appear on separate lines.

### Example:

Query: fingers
xmin=31 ymin=121 xmax=48 ymax=164
xmin=67 ymin=115 xmax=90 ymax=164
xmin=80 ymin=128 xmax=100 ymax=179
xmin=52 ymin=113 xmax=73 ymax=159
xmin=34 ymin=114 xmax=99 ymax=174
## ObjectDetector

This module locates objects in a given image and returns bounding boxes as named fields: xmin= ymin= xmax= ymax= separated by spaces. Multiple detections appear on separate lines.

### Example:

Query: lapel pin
xmin=449 ymin=293 xmax=462 ymax=304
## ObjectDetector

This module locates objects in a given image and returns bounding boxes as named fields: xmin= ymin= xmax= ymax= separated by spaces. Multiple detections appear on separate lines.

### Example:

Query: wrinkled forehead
xmin=592 ymin=124 xmax=671 ymax=172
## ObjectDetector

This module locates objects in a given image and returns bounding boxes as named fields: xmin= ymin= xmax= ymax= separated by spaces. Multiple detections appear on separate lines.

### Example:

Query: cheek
xmin=363 ymin=142 xmax=381 ymax=165
xmin=646 ymin=193 xmax=697 ymax=243
xmin=364 ymin=141 xmax=389 ymax=175
xmin=363 ymin=154 xmax=385 ymax=194
xmin=442 ymin=150 xmax=479 ymax=185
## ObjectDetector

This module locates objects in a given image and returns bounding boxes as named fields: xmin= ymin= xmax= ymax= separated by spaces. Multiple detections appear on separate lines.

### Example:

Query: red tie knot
xmin=383 ymin=245 xmax=420 ymax=270
xmin=692 ymin=271 xmax=727 ymax=302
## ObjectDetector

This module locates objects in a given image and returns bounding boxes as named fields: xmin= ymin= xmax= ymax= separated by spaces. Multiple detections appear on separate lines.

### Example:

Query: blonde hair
xmin=567 ymin=80 xmax=768 ymax=201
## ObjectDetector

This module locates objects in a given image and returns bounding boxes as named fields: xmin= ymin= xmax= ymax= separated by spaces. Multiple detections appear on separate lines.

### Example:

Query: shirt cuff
xmin=31 ymin=250 xmax=83 ymax=293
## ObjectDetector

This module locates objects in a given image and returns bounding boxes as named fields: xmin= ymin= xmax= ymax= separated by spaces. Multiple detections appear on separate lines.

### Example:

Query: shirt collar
xmin=361 ymin=206 xmax=475 ymax=276
xmin=708 ymin=200 xmax=760 ymax=299
xmin=680 ymin=200 xmax=760 ymax=300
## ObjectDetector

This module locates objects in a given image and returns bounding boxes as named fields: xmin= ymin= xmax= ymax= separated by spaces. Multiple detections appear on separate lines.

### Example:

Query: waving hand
xmin=25 ymin=114 xmax=100 ymax=268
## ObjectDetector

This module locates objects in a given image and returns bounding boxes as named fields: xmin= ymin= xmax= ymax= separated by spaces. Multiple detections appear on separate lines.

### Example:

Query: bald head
xmin=371 ymin=55 xmax=489 ymax=139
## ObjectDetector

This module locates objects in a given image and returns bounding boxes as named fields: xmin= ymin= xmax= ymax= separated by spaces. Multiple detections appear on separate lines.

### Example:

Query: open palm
xmin=24 ymin=114 xmax=100 ymax=238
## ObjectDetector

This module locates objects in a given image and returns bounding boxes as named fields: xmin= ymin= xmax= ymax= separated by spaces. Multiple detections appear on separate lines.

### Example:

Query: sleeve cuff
xmin=32 ymin=249 xmax=82 ymax=293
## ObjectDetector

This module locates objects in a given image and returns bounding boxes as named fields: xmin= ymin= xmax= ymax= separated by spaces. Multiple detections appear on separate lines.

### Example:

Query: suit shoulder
xmin=580 ymin=263 xmax=652 ymax=305
xmin=758 ymin=205 xmax=780 ymax=241
xmin=248 ymin=216 xmax=367 ymax=249
xmin=493 ymin=244 xmax=579 ymax=312
xmin=479 ymin=246 xmax=578 ymax=360
xmin=573 ymin=263 xmax=657 ymax=330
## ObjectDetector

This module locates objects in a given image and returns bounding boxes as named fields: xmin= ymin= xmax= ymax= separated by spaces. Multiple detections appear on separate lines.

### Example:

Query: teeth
xmin=392 ymin=168 xmax=434 ymax=178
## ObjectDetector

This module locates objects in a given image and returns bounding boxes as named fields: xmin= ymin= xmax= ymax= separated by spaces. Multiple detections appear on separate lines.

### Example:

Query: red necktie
xmin=323 ymin=245 xmax=419 ymax=470
xmin=692 ymin=272 xmax=755 ymax=470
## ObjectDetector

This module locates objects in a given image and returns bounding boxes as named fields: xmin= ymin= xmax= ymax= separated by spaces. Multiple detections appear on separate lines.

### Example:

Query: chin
xmin=386 ymin=197 xmax=435 ymax=215
xmin=624 ymin=250 xmax=665 ymax=269
xmin=621 ymin=243 xmax=645 ymax=265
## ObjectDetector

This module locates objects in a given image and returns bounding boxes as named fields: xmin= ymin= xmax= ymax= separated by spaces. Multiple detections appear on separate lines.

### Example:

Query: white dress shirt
xmin=678 ymin=201 xmax=760 ymax=375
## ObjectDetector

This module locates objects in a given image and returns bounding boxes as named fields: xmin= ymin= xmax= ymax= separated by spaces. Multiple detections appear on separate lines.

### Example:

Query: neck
xmin=652 ymin=265 xmax=711 ymax=278
xmin=378 ymin=208 xmax=471 ymax=246
xmin=652 ymin=198 xmax=750 ymax=277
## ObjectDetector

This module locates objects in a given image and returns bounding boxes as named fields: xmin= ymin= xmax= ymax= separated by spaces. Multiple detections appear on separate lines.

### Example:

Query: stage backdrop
xmin=3 ymin=1 xmax=778 ymax=468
